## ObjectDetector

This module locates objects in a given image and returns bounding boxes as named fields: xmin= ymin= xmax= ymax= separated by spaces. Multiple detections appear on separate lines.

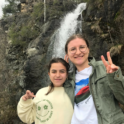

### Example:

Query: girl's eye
xmin=60 ymin=71 xmax=65 ymax=73
xmin=52 ymin=71 xmax=56 ymax=73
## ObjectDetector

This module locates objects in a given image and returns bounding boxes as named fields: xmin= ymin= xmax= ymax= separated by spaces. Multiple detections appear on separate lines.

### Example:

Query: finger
xmin=101 ymin=55 xmax=108 ymax=68
xmin=107 ymin=65 xmax=111 ymax=73
xmin=26 ymin=90 xmax=31 ymax=94
xmin=28 ymin=92 xmax=35 ymax=99
xmin=111 ymin=64 xmax=119 ymax=72
xmin=107 ymin=52 xmax=113 ymax=65
xmin=64 ymin=54 xmax=69 ymax=63
xmin=31 ymin=92 xmax=35 ymax=98
xmin=66 ymin=56 xmax=69 ymax=63
xmin=64 ymin=55 xmax=67 ymax=61
xmin=26 ymin=90 xmax=32 ymax=96
xmin=22 ymin=95 xmax=27 ymax=101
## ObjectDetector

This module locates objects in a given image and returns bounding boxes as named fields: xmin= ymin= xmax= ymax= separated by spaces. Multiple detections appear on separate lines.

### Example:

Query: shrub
xmin=8 ymin=23 xmax=39 ymax=47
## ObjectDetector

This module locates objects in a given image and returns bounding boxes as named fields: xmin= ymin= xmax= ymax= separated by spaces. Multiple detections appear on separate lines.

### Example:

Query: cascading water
xmin=52 ymin=3 xmax=87 ymax=58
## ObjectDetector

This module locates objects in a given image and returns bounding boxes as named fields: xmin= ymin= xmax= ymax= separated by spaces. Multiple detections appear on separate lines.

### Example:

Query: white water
xmin=52 ymin=3 xmax=87 ymax=58
xmin=44 ymin=0 xmax=46 ymax=22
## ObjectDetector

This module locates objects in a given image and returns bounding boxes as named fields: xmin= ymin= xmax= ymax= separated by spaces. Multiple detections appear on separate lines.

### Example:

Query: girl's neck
xmin=76 ymin=61 xmax=90 ymax=72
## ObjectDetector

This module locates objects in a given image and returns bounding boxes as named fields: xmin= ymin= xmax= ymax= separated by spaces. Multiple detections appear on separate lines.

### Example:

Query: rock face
xmin=0 ymin=0 xmax=124 ymax=123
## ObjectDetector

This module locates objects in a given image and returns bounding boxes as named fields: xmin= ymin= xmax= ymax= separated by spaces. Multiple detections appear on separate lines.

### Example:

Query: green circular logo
xmin=36 ymin=99 xmax=53 ymax=123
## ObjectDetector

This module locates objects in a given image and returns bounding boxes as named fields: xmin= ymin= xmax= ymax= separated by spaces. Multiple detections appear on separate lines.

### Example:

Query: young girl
xmin=64 ymin=34 xmax=124 ymax=124
xmin=17 ymin=58 xmax=74 ymax=124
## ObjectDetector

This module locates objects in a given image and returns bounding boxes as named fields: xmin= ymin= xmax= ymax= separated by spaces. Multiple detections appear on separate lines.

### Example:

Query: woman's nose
xmin=75 ymin=48 xmax=81 ymax=54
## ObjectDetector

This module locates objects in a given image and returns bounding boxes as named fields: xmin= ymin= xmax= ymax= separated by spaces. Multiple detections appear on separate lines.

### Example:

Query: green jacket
xmin=64 ymin=57 xmax=124 ymax=124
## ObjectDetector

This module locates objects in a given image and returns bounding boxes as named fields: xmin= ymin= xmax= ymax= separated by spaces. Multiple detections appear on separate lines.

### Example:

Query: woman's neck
xmin=76 ymin=61 xmax=90 ymax=72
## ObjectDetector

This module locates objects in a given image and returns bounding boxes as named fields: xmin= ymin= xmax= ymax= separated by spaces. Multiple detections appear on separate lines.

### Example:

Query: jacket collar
xmin=88 ymin=57 xmax=96 ymax=67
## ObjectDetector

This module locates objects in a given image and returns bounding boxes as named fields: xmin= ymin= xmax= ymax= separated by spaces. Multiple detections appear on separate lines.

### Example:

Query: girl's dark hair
xmin=46 ymin=58 xmax=70 ymax=95
xmin=65 ymin=34 xmax=89 ymax=53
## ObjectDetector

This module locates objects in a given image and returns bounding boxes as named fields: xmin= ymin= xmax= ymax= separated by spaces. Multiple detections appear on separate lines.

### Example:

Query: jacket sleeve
xmin=107 ymin=67 xmax=124 ymax=105
xmin=17 ymin=97 xmax=36 ymax=124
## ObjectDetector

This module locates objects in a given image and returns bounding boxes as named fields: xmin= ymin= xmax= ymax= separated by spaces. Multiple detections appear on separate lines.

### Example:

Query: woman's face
xmin=67 ymin=38 xmax=89 ymax=67
xmin=48 ymin=63 xmax=68 ymax=87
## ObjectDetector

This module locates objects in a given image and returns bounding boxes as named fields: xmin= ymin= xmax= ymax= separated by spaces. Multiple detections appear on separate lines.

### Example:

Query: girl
xmin=17 ymin=58 xmax=74 ymax=124
xmin=64 ymin=34 xmax=124 ymax=124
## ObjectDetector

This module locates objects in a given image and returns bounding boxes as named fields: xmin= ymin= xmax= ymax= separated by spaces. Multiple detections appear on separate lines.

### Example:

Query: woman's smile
xmin=67 ymin=38 xmax=89 ymax=71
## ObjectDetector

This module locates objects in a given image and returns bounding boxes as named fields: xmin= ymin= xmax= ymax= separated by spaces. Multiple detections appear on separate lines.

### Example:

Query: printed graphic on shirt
xmin=75 ymin=78 xmax=89 ymax=95
xmin=75 ymin=78 xmax=90 ymax=104
xmin=36 ymin=99 xmax=53 ymax=123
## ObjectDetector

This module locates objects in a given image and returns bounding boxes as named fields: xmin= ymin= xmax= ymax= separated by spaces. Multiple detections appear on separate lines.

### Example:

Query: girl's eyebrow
xmin=51 ymin=69 xmax=57 ymax=71
xmin=60 ymin=69 xmax=66 ymax=71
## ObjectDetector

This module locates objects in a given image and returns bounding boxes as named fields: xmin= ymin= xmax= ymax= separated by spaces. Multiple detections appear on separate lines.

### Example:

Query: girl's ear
xmin=48 ymin=72 xmax=50 ymax=76
xmin=66 ymin=76 xmax=68 ymax=80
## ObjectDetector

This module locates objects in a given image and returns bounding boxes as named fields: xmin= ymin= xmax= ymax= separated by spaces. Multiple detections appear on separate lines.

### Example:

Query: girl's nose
xmin=56 ymin=72 xmax=60 ymax=77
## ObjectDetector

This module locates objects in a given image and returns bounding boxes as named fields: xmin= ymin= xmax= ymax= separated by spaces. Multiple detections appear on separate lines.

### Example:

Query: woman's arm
xmin=107 ymin=68 xmax=124 ymax=105
xmin=101 ymin=52 xmax=124 ymax=104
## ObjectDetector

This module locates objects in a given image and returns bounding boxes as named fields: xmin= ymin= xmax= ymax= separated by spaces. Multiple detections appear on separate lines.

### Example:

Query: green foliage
xmin=8 ymin=23 xmax=39 ymax=47
xmin=114 ymin=11 xmax=120 ymax=20
xmin=2 ymin=0 xmax=20 ymax=17
xmin=53 ymin=0 xmax=60 ymax=5
xmin=31 ymin=2 xmax=44 ymax=21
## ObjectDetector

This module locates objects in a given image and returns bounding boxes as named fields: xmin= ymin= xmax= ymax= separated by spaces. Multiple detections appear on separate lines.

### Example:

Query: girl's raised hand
xmin=22 ymin=90 xmax=35 ymax=101
xmin=64 ymin=54 xmax=69 ymax=63
xmin=101 ymin=52 xmax=119 ymax=73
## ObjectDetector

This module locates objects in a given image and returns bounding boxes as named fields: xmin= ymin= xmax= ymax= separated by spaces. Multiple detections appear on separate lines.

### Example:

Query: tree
xmin=2 ymin=0 xmax=20 ymax=16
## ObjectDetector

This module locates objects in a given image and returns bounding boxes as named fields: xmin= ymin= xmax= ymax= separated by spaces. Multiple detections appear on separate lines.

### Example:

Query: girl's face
xmin=67 ymin=38 xmax=89 ymax=68
xmin=48 ymin=63 xmax=68 ymax=87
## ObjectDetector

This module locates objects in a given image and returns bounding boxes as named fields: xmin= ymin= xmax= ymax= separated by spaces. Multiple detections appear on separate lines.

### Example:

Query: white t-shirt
xmin=71 ymin=66 xmax=98 ymax=124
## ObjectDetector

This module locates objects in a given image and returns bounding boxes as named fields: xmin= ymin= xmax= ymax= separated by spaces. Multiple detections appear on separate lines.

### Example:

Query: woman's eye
xmin=71 ymin=48 xmax=76 ymax=51
xmin=80 ymin=46 xmax=85 ymax=49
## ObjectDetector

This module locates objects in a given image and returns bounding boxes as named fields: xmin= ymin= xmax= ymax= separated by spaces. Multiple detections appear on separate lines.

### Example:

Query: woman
xmin=64 ymin=34 xmax=124 ymax=124
xmin=17 ymin=58 xmax=74 ymax=124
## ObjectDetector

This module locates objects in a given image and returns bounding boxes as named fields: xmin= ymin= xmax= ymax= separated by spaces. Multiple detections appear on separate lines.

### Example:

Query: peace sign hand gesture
xmin=22 ymin=90 xmax=35 ymax=101
xmin=101 ymin=52 xmax=119 ymax=73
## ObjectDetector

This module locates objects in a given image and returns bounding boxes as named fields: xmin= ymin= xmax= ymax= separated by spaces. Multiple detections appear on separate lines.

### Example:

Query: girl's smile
xmin=48 ymin=63 xmax=68 ymax=87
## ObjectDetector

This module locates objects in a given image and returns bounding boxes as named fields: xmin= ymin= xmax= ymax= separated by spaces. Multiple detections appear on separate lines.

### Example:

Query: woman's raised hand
xmin=64 ymin=54 xmax=69 ymax=63
xmin=101 ymin=52 xmax=119 ymax=73
xmin=22 ymin=90 xmax=35 ymax=101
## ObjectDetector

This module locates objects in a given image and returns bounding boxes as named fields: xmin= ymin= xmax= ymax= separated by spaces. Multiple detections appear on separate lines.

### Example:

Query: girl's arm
xmin=17 ymin=90 xmax=36 ymax=123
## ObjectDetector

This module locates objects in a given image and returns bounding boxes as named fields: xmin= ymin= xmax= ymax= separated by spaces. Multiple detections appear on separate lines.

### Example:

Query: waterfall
xmin=52 ymin=3 xmax=87 ymax=58
xmin=44 ymin=0 xmax=46 ymax=22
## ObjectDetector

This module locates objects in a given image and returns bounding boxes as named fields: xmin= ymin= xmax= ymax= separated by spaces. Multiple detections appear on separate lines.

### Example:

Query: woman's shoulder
xmin=90 ymin=57 xmax=105 ymax=67
xmin=95 ymin=60 xmax=104 ymax=66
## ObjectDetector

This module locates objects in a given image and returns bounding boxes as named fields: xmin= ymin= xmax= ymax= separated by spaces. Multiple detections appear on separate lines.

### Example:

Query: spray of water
xmin=52 ymin=3 xmax=87 ymax=58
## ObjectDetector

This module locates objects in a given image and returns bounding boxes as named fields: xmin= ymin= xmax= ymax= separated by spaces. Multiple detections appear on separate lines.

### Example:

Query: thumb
xmin=31 ymin=92 xmax=36 ymax=98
